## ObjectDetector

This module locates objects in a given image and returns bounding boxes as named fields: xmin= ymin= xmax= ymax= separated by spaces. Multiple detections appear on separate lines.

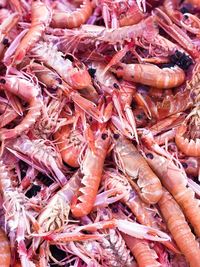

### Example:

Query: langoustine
xmin=113 ymin=135 xmax=163 ymax=204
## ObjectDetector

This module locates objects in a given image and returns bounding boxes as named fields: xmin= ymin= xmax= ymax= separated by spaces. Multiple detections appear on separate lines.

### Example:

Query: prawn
xmin=71 ymin=130 xmax=110 ymax=217
xmin=0 ymin=160 xmax=37 ymax=267
xmin=10 ymin=135 xmax=67 ymax=186
xmin=122 ymin=234 xmax=160 ymax=267
xmin=93 ymin=63 xmax=137 ymax=139
xmin=103 ymin=168 xmax=180 ymax=253
xmin=12 ymin=0 xmax=51 ymax=65
xmin=175 ymin=63 xmax=200 ymax=156
xmin=31 ymin=42 xmax=92 ymax=90
xmin=158 ymin=189 xmax=200 ymax=267
xmin=111 ymin=63 xmax=185 ymax=89
xmin=0 ymin=12 xmax=19 ymax=59
xmin=96 ymin=0 xmax=144 ymax=28
xmin=54 ymin=124 xmax=84 ymax=168
xmin=145 ymin=150 xmax=200 ymax=237
xmin=103 ymin=168 xmax=158 ymax=228
xmin=0 ymin=75 xmax=42 ymax=142
xmin=175 ymin=118 xmax=200 ymax=157
xmin=113 ymin=135 xmax=163 ymax=204
xmin=51 ymin=0 xmax=93 ymax=29
xmin=0 ymin=228 xmax=11 ymax=267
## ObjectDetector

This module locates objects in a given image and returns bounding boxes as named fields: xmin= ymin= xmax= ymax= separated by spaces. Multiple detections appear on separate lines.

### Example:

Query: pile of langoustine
xmin=0 ymin=0 xmax=200 ymax=266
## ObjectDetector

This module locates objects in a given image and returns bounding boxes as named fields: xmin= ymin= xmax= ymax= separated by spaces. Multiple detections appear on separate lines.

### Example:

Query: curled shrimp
xmin=12 ymin=0 xmax=51 ymax=65
xmin=54 ymin=124 xmax=84 ymax=168
xmin=145 ymin=150 xmax=200 ymax=237
xmin=71 ymin=130 xmax=110 ymax=217
xmin=175 ymin=118 xmax=200 ymax=157
xmin=0 ymin=228 xmax=11 ymax=267
xmin=51 ymin=0 xmax=93 ymax=29
xmin=0 ymin=75 xmax=42 ymax=142
xmin=158 ymin=189 xmax=200 ymax=267
xmin=113 ymin=135 xmax=163 ymax=204
xmin=111 ymin=63 xmax=185 ymax=89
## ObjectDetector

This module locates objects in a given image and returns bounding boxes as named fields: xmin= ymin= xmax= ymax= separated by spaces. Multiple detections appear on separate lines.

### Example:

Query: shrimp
xmin=46 ymin=218 xmax=170 ymax=243
xmin=31 ymin=42 xmax=92 ymax=90
xmin=111 ymin=63 xmax=185 ymax=89
xmin=12 ymin=0 xmax=51 ymax=65
xmin=175 ymin=64 xmax=200 ymax=156
xmin=10 ymin=135 xmax=67 ymax=186
xmin=28 ymin=62 xmax=63 ymax=91
xmin=0 ymin=12 xmax=19 ymax=60
xmin=145 ymin=150 xmax=200 ymax=237
xmin=71 ymin=16 xmax=158 ymax=45
xmin=175 ymin=118 xmax=200 ymax=157
xmin=158 ymin=189 xmax=200 ymax=267
xmin=122 ymin=234 xmax=160 ymax=267
xmin=153 ymin=8 xmax=200 ymax=58
xmin=0 ymin=160 xmax=37 ymax=267
xmin=103 ymin=168 xmax=179 ymax=253
xmin=103 ymin=168 xmax=158 ymax=228
xmin=93 ymin=63 xmax=137 ymax=139
xmin=38 ymin=172 xmax=81 ymax=232
xmin=0 ymin=75 xmax=42 ymax=141
xmin=113 ymin=135 xmax=162 ymax=204
xmin=96 ymin=0 xmax=144 ymax=28
xmin=51 ymin=0 xmax=93 ymax=29
xmin=0 ymin=12 xmax=19 ymax=42
xmin=33 ymin=97 xmax=67 ymax=139
xmin=54 ymin=124 xmax=84 ymax=168
xmin=164 ymin=0 xmax=200 ymax=34
xmin=71 ymin=130 xmax=110 ymax=217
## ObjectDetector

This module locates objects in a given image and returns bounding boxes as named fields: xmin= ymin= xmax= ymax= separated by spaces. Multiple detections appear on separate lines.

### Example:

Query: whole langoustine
xmin=158 ymin=189 xmax=200 ymax=267
xmin=111 ymin=63 xmax=185 ymax=89
xmin=113 ymin=135 xmax=163 ymax=204
xmin=145 ymin=150 xmax=200 ymax=237
xmin=31 ymin=42 xmax=92 ymax=90
xmin=71 ymin=130 xmax=110 ymax=217
xmin=12 ymin=0 xmax=51 ymax=65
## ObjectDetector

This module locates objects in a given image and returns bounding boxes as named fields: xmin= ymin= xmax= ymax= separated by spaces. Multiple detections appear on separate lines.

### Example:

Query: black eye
xmin=146 ymin=153 xmax=154 ymax=159
xmin=0 ymin=78 xmax=6 ymax=84
xmin=113 ymin=83 xmax=119 ymax=89
xmin=136 ymin=113 xmax=144 ymax=120
xmin=113 ymin=133 xmax=119 ymax=139
xmin=101 ymin=133 xmax=108 ymax=140
xmin=63 ymin=54 xmax=74 ymax=61
xmin=181 ymin=162 xmax=188 ymax=169
xmin=88 ymin=68 xmax=96 ymax=78
xmin=56 ymin=77 xmax=62 ymax=84
xmin=2 ymin=38 xmax=9 ymax=46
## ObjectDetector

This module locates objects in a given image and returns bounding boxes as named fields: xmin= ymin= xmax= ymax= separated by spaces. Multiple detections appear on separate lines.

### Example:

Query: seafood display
xmin=0 ymin=0 xmax=200 ymax=266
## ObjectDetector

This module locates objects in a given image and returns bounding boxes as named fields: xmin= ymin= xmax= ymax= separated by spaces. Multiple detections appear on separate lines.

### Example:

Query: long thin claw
xmin=136 ymin=0 xmax=146 ymax=12
xmin=94 ymin=189 xmax=126 ymax=208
